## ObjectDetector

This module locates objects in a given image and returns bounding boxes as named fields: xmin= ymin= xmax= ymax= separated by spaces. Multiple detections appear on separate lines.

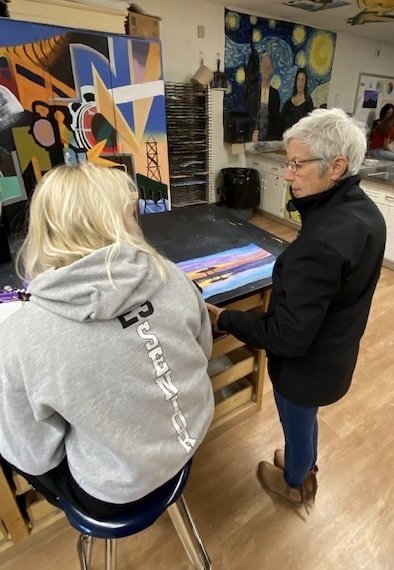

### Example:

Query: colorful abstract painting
xmin=224 ymin=9 xmax=336 ymax=139
xmin=0 ymin=19 xmax=169 ymax=215
xmin=177 ymin=243 xmax=275 ymax=300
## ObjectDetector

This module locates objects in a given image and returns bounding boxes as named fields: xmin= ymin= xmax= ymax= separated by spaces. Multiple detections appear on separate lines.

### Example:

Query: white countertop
xmin=245 ymin=150 xmax=286 ymax=164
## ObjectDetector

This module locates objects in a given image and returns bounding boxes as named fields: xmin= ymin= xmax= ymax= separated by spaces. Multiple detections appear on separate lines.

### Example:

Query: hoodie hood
xmin=27 ymin=243 xmax=162 ymax=322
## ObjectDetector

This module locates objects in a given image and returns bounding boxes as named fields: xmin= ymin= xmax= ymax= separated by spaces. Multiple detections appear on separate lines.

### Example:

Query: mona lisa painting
xmin=224 ymin=9 xmax=336 ymax=142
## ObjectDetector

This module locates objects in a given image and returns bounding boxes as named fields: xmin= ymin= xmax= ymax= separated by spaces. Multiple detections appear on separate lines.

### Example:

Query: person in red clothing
xmin=371 ymin=103 xmax=394 ymax=132
xmin=369 ymin=113 xmax=394 ymax=161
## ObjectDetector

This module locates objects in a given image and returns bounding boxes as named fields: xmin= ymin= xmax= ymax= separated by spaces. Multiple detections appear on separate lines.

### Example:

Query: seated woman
xmin=371 ymin=103 xmax=394 ymax=132
xmin=281 ymin=68 xmax=314 ymax=134
xmin=369 ymin=114 xmax=394 ymax=161
xmin=0 ymin=163 xmax=214 ymax=518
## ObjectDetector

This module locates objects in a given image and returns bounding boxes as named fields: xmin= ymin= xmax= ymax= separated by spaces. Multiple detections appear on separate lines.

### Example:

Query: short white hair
xmin=283 ymin=108 xmax=367 ymax=176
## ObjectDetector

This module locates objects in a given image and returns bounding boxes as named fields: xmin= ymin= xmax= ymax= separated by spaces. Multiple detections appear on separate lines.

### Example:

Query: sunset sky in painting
xmin=177 ymin=243 xmax=275 ymax=300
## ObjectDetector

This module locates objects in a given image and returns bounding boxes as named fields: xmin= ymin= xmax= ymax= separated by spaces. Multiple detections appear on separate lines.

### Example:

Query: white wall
xmin=128 ymin=0 xmax=394 ymax=192
xmin=327 ymin=33 xmax=394 ymax=115
xmin=139 ymin=0 xmax=245 ymax=194
xmin=9 ymin=0 xmax=394 ymax=196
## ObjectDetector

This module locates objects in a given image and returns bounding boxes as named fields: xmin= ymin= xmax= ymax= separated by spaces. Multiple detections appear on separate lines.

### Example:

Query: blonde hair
xmin=17 ymin=163 xmax=168 ymax=283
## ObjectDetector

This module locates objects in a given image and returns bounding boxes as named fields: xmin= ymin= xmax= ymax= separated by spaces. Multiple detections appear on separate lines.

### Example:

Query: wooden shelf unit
xmin=0 ymin=463 xmax=62 ymax=556
xmin=206 ymin=290 xmax=269 ymax=440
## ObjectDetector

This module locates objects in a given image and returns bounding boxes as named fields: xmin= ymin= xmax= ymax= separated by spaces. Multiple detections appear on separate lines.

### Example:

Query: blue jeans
xmin=274 ymin=390 xmax=318 ymax=488
xmin=369 ymin=149 xmax=394 ymax=161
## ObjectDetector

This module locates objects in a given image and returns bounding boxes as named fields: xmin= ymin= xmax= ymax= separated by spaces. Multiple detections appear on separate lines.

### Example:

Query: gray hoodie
xmin=0 ymin=243 xmax=214 ymax=503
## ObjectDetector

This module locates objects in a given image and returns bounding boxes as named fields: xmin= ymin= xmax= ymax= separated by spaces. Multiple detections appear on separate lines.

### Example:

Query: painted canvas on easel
xmin=177 ymin=243 xmax=275 ymax=300
xmin=0 ymin=18 xmax=169 ymax=216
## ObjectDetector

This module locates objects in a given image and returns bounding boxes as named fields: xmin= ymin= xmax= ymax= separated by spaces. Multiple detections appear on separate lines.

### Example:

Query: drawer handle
xmin=271 ymin=167 xmax=278 ymax=171
xmin=385 ymin=195 xmax=394 ymax=201
xmin=252 ymin=162 xmax=259 ymax=166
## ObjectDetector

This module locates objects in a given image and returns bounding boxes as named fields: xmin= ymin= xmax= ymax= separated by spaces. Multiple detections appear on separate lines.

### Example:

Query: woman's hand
xmin=383 ymin=137 xmax=394 ymax=152
xmin=206 ymin=302 xmax=226 ymax=325
xmin=252 ymin=129 xmax=259 ymax=143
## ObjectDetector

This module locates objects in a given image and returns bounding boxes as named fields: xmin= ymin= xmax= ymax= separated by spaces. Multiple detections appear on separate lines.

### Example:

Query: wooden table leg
xmin=0 ymin=462 xmax=29 ymax=543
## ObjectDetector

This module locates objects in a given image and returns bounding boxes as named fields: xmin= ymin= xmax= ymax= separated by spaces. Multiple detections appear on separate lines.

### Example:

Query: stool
xmin=58 ymin=460 xmax=211 ymax=570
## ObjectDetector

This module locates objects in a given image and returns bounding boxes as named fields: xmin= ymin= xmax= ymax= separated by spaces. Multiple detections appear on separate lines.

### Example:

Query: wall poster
xmin=0 ymin=18 xmax=170 ymax=216
xmin=353 ymin=73 xmax=394 ymax=130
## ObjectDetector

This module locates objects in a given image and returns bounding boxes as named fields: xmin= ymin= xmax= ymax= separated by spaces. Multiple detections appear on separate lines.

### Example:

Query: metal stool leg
xmin=167 ymin=495 xmax=211 ymax=570
xmin=78 ymin=534 xmax=94 ymax=570
xmin=105 ymin=538 xmax=117 ymax=570
xmin=85 ymin=536 xmax=94 ymax=568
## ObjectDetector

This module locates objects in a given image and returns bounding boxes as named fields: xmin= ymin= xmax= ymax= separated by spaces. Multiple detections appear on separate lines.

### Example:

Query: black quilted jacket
xmin=218 ymin=175 xmax=386 ymax=406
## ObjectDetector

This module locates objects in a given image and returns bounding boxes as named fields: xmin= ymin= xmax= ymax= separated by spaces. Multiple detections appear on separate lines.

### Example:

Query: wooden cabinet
xmin=385 ymin=206 xmax=394 ymax=262
xmin=262 ymin=171 xmax=286 ymax=218
xmin=360 ymin=181 xmax=394 ymax=266
xmin=246 ymin=155 xmax=394 ymax=265
xmin=207 ymin=290 xmax=269 ymax=440
xmin=0 ymin=462 xmax=63 ymax=555
xmin=246 ymin=154 xmax=294 ymax=223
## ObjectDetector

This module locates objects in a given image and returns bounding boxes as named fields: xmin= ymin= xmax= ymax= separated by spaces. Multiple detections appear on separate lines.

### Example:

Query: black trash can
xmin=220 ymin=168 xmax=260 ymax=221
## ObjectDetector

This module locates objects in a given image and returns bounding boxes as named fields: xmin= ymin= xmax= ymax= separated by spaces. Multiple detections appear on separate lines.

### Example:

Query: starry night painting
xmin=224 ymin=9 xmax=336 ymax=140
xmin=177 ymin=243 xmax=275 ymax=300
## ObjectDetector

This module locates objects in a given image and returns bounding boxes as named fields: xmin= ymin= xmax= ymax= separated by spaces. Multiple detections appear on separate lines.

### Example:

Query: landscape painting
xmin=177 ymin=243 xmax=276 ymax=300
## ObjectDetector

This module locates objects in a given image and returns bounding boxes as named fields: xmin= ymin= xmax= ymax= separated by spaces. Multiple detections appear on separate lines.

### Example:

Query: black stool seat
xmin=59 ymin=461 xmax=191 ymax=539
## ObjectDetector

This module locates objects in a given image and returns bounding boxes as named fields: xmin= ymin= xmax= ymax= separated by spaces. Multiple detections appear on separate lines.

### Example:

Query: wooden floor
xmin=1 ymin=214 xmax=393 ymax=570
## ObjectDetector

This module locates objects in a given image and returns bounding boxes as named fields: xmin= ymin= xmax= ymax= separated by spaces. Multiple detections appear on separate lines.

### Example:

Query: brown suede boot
xmin=304 ymin=467 xmax=318 ymax=502
xmin=273 ymin=449 xmax=318 ymax=502
xmin=274 ymin=448 xmax=285 ymax=470
xmin=257 ymin=461 xmax=309 ymax=512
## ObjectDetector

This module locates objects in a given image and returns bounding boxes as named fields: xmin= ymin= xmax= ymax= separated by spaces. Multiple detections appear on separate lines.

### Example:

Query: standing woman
xmin=281 ymin=68 xmax=314 ymax=133
xmin=207 ymin=109 xmax=386 ymax=511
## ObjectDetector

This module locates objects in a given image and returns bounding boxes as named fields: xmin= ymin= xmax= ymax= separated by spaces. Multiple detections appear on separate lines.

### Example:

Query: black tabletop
xmin=0 ymin=205 xmax=289 ymax=302
xmin=140 ymin=204 xmax=288 ymax=305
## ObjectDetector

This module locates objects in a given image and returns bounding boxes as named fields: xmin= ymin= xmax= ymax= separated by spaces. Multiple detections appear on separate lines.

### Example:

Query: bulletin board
xmin=353 ymin=73 xmax=394 ymax=128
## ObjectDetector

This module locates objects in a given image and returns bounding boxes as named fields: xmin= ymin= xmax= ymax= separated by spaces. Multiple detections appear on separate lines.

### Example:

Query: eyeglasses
xmin=285 ymin=158 xmax=324 ymax=173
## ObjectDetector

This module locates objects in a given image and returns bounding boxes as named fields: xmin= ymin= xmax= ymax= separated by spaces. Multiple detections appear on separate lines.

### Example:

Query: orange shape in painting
xmin=133 ymin=42 xmax=162 ymax=142
xmin=86 ymin=140 xmax=118 ymax=167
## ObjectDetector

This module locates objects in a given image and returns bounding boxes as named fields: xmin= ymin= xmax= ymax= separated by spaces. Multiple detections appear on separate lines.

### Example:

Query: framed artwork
xmin=0 ymin=18 xmax=170 ymax=214
xmin=353 ymin=73 xmax=394 ymax=129
xmin=224 ymin=9 xmax=336 ymax=141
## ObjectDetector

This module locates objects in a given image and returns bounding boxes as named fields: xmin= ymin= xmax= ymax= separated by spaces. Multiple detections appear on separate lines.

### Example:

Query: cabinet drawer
xmin=263 ymin=160 xmax=285 ymax=176
xmin=247 ymin=158 xmax=264 ymax=170
xmin=246 ymin=157 xmax=286 ymax=177
xmin=213 ymin=378 xmax=253 ymax=421
xmin=361 ymin=185 xmax=394 ymax=208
